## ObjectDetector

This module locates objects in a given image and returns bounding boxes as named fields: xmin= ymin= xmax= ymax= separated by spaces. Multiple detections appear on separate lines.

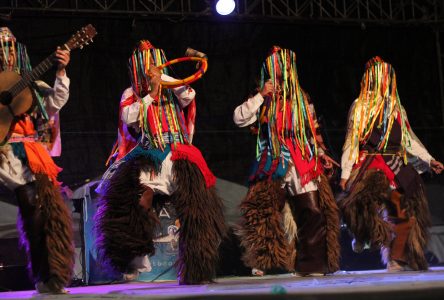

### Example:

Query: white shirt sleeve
xmin=407 ymin=136 xmax=434 ymax=165
xmin=341 ymin=100 xmax=359 ymax=180
xmin=162 ymin=74 xmax=196 ymax=108
xmin=35 ymin=74 xmax=70 ymax=116
xmin=401 ymin=106 xmax=434 ymax=165
xmin=121 ymin=74 xmax=196 ymax=126
xmin=233 ymin=93 xmax=264 ymax=127
xmin=120 ymin=88 xmax=155 ymax=126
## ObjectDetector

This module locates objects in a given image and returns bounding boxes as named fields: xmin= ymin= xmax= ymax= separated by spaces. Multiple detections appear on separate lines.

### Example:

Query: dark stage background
xmin=3 ymin=14 xmax=444 ymax=222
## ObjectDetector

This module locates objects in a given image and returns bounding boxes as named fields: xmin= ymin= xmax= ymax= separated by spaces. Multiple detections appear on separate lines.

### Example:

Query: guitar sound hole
xmin=0 ymin=91 xmax=13 ymax=105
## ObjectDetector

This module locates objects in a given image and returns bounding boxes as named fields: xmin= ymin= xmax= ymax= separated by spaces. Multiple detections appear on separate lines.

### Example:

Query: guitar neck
xmin=9 ymin=52 xmax=58 ymax=98
xmin=4 ymin=24 xmax=97 ymax=100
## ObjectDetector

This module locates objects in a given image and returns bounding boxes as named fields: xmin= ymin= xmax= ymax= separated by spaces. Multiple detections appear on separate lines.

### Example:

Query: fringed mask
xmin=127 ymin=40 xmax=168 ymax=98
xmin=348 ymin=56 xmax=411 ymax=161
xmin=257 ymin=46 xmax=319 ymax=160
xmin=0 ymin=27 xmax=32 ymax=74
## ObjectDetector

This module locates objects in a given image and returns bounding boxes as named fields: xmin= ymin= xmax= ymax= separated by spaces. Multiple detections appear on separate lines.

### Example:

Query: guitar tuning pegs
xmin=90 ymin=38 xmax=94 ymax=43
xmin=80 ymin=45 xmax=84 ymax=49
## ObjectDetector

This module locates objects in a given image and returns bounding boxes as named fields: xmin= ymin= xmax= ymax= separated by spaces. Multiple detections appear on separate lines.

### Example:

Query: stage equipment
xmin=216 ymin=0 xmax=236 ymax=15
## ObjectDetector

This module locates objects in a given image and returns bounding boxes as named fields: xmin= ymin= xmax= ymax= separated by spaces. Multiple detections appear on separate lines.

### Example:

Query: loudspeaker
xmin=0 ymin=238 xmax=33 ymax=291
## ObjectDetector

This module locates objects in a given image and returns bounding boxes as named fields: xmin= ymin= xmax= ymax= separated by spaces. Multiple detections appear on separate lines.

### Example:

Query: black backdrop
xmin=3 ymin=14 xmax=444 ymax=190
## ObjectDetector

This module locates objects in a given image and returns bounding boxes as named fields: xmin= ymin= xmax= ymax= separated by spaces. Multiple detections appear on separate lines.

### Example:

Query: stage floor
xmin=2 ymin=267 xmax=444 ymax=299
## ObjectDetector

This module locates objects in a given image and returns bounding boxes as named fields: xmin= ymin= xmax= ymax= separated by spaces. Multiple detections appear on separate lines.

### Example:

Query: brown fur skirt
xmin=238 ymin=180 xmax=294 ymax=272
xmin=17 ymin=174 xmax=75 ymax=290
xmin=94 ymin=156 xmax=159 ymax=273
xmin=171 ymin=159 xmax=226 ymax=284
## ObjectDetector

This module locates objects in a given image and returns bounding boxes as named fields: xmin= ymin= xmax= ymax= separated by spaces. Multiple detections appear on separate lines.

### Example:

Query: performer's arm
xmin=161 ymin=74 xmax=196 ymax=108
xmin=120 ymin=88 xmax=156 ymax=127
xmin=407 ymin=133 xmax=434 ymax=165
xmin=36 ymin=49 xmax=71 ymax=116
xmin=122 ymin=64 xmax=163 ymax=126
xmin=400 ymin=106 xmax=443 ymax=173
xmin=401 ymin=106 xmax=434 ymax=165
xmin=234 ymin=80 xmax=274 ymax=127
xmin=233 ymin=93 xmax=264 ymax=127
xmin=233 ymin=80 xmax=274 ymax=127
xmin=35 ymin=75 xmax=70 ymax=116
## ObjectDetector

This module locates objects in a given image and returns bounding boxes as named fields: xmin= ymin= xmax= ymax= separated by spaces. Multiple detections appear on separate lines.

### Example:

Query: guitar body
xmin=0 ymin=71 xmax=34 ymax=144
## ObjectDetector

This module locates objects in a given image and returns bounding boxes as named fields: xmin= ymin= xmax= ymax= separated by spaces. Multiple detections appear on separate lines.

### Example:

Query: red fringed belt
xmin=171 ymin=144 xmax=216 ymax=188
xmin=285 ymin=138 xmax=323 ymax=187
xmin=23 ymin=141 xmax=62 ymax=186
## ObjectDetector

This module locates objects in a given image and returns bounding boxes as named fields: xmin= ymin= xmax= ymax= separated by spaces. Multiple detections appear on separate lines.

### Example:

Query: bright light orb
xmin=216 ymin=0 xmax=235 ymax=16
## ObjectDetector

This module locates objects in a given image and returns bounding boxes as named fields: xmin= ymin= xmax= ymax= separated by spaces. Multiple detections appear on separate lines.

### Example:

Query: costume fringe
xmin=405 ymin=186 xmax=431 ymax=250
xmin=171 ymin=159 xmax=226 ymax=284
xmin=35 ymin=174 xmax=74 ymax=290
xmin=239 ymin=180 xmax=294 ymax=272
xmin=23 ymin=142 xmax=62 ymax=185
xmin=405 ymin=217 xmax=428 ymax=270
xmin=95 ymin=156 xmax=159 ymax=273
xmin=124 ymin=145 xmax=164 ymax=171
xmin=339 ymin=169 xmax=392 ymax=248
xmin=403 ymin=186 xmax=430 ymax=270
xmin=282 ymin=202 xmax=297 ymax=244
xmin=281 ymin=202 xmax=297 ymax=270
xmin=317 ymin=174 xmax=341 ymax=273
xmin=171 ymin=144 xmax=216 ymax=188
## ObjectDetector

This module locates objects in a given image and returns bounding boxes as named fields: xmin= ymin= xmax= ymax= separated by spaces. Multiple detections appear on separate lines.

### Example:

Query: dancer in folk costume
xmin=339 ymin=56 xmax=443 ymax=271
xmin=95 ymin=40 xmax=225 ymax=284
xmin=233 ymin=46 xmax=340 ymax=276
xmin=0 ymin=27 xmax=74 ymax=293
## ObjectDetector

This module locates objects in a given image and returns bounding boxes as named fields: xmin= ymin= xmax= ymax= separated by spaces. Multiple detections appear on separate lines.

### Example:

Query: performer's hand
xmin=260 ymin=80 xmax=274 ymax=97
xmin=54 ymin=47 xmax=70 ymax=76
xmin=320 ymin=153 xmax=340 ymax=170
xmin=430 ymin=159 xmax=444 ymax=174
xmin=339 ymin=178 xmax=348 ymax=191
xmin=148 ymin=65 xmax=162 ymax=98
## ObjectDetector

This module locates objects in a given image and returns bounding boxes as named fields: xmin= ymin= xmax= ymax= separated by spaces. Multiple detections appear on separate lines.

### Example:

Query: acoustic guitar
xmin=0 ymin=24 xmax=97 ymax=145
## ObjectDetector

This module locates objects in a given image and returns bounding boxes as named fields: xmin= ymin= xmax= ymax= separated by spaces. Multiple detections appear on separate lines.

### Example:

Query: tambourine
xmin=157 ymin=56 xmax=208 ymax=89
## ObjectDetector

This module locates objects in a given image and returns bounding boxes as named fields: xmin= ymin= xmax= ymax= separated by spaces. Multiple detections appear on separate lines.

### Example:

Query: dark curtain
xmin=3 ymin=16 xmax=442 ymax=187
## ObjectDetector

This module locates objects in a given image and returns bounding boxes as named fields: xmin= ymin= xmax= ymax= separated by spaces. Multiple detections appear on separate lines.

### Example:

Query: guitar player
xmin=0 ymin=27 xmax=74 ymax=294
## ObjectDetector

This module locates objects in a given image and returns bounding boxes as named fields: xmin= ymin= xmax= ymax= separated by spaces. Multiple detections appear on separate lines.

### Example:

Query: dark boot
xmin=15 ymin=181 xmax=50 ymax=284
xmin=289 ymin=190 xmax=328 ymax=275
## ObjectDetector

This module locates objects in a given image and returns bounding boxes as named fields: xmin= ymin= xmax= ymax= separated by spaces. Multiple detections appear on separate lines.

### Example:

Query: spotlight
xmin=215 ymin=0 xmax=235 ymax=16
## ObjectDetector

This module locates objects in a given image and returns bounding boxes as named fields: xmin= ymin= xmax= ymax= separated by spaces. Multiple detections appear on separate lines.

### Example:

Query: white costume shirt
xmin=119 ymin=74 xmax=196 ymax=196
xmin=121 ymin=74 xmax=195 ymax=127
